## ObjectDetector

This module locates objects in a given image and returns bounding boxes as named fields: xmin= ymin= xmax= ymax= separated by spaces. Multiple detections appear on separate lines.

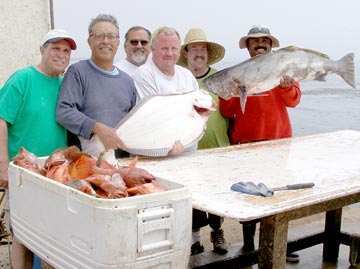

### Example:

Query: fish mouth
xmin=193 ymin=105 xmax=215 ymax=115
xmin=192 ymin=90 xmax=216 ymax=115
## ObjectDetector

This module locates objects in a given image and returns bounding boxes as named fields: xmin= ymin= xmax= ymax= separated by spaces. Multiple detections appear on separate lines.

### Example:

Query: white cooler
xmin=8 ymin=160 xmax=192 ymax=269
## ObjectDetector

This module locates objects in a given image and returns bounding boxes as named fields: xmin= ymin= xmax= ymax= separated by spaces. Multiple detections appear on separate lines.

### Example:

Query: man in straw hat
xmin=179 ymin=28 xmax=230 ymax=255
xmin=0 ymin=28 xmax=77 ymax=268
xmin=220 ymin=25 xmax=301 ymax=262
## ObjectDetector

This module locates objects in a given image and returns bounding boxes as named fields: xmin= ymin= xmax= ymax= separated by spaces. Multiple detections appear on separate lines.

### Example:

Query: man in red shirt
xmin=220 ymin=25 xmax=301 ymax=144
xmin=219 ymin=25 xmax=301 ymax=262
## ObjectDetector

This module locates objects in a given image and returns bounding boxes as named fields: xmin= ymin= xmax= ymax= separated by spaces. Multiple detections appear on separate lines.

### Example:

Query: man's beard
xmin=131 ymin=50 xmax=147 ymax=64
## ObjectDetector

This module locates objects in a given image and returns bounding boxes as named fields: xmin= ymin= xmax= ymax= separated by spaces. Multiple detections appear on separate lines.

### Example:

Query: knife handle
xmin=286 ymin=183 xmax=315 ymax=190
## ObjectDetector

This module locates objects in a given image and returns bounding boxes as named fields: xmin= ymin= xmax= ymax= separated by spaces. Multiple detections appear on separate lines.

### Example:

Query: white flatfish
xmin=81 ymin=90 xmax=215 ymax=157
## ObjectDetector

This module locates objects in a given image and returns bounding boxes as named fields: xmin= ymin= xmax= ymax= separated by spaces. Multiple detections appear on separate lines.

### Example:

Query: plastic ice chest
xmin=8 ymin=160 xmax=192 ymax=269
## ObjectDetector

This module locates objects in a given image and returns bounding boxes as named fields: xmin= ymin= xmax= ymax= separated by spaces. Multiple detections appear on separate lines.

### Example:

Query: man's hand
xmin=0 ymin=161 xmax=9 ymax=188
xmin=93 ymin=122 xmax=126 ymax=151
xmin=168 ymin=140 xmax=185 ymax=156
xmin=280 ymin=75 xmax=295 ymax=88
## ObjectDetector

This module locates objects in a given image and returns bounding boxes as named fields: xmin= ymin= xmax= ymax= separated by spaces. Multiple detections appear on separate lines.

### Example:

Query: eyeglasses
xmin=129 ymin=39 xmax=149 ymax=46
xmin=89 ymin=32 xmax=119 ymax=42
xmin=248 ymin=26 xmax=271 ymax=35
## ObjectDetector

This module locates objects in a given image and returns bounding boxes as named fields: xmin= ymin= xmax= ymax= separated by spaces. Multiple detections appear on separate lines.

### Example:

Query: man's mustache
xmin=134 ymin=48 xmax=145 ymax=53
xmin=255 ymin=46 xmax=267 ymax=51
xmin=194 ymin=56 xmax=205 ymax=61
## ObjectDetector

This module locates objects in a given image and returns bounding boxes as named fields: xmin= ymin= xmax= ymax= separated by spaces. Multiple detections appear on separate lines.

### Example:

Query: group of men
xmin=0 ymin=13 xmax=301 ymax=268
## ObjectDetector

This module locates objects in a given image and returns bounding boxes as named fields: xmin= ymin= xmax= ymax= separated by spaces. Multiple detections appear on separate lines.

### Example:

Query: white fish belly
xmin=117 ymin=91 xmax=209 ymax=156
xmin=80 ymin=91 xmax=212 ymax=157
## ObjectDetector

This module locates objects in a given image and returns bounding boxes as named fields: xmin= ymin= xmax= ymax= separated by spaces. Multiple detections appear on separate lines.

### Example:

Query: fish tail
xmin=336 ymin=53 xmax=355 ymax=88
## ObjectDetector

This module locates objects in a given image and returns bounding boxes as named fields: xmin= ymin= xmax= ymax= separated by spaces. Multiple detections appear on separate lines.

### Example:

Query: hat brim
xmin=239 ymin=33 xmax=279 ymax=49
xmin=178 ymin=41 xmax=225 ymax=67
xmin=45 ymin=37 xmax=77 ymax=50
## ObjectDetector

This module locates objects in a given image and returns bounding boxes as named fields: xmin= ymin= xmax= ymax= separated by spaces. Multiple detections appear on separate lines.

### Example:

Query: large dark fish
xmin=202 ymin=46 xmax=355 ymax=112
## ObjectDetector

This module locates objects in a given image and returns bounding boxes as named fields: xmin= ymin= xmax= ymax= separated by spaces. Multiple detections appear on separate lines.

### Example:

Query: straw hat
xmin=178 ymin=28 xmax=225 ymax=67
xmin=239 ymin=25 xmax=279 ymax=49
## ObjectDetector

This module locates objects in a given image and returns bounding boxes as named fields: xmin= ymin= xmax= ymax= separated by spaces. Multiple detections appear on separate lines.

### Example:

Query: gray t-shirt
xmin=56 ymin=60 xmax=136 ymax=140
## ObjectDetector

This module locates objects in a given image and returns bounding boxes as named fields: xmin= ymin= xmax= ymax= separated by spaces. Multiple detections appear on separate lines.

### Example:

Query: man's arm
xmin=56 ymin=66 xmax=95 ymax=140
xmin=278 ymin=75 xmax=301 ymax=108
xmin=219 ymin=96 xmax=238 ymax=118
xmin=0 ymin=118 xmax=9 ymax=188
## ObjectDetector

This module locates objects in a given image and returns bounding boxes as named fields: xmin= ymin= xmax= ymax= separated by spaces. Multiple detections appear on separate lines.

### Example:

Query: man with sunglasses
xmin=219 ymin=25 xmax=301 ymax=263
xmin=115 ymin=26 xmax=152 ymax=76
xmin=56 ymin=14 xmax=136 ymax=158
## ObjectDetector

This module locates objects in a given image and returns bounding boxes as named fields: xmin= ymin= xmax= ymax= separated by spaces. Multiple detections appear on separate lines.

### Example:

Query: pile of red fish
xmin=12 ymin=146 xmax=166 ymax=199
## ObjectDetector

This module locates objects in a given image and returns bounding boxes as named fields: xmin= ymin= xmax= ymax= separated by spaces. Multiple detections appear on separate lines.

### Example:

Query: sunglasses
xmin=129 ymin=39 xmax=149 ymax=46
xmin=248 ymin=26 xmax=270 ymax=35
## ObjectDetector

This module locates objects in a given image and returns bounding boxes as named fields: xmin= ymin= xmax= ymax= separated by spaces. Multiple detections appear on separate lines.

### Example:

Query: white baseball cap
xmin=41 ymin=29 xmax=77 ymax=50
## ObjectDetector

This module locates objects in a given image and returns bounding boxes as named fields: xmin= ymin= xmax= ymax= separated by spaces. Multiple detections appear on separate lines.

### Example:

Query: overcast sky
xmin=53 ymin=0 xmax=359 ymax=70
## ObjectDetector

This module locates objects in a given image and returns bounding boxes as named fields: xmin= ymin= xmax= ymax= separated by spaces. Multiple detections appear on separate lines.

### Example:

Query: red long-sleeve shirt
xmin=219 ymin=82 xmax=301 ymax=144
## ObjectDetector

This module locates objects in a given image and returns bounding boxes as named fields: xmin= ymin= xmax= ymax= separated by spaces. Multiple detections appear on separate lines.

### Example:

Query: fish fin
xmin=126 ymin=147 xmax=172 ymax=157
xmin=239 ymin=86 xmax=247 ymax=114
xmin=279 ymin=46 xmax=330 ymax=59
xmin=315 ymin=73 xmax=327 ymax=82
xmin=128 ymin=156 xmax=138 ymax=168
xmin=336 ymin=53 xmax=355 ymax=88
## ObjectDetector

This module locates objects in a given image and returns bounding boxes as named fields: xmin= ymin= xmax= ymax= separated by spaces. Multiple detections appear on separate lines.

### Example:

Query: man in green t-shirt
xmin=178 ymin=28 xmax=230 ymax=255
xmin=0 ymin=29 xmax=76 ymax=269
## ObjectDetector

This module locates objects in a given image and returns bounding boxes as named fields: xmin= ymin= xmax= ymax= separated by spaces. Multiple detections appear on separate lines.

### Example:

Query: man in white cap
xmin=219 ymin=25 xmax=301 ymax=263
xmin=178 ymin=28 xmax=229 ymax=255
xmin=0 ymin=28 xmax=76 ymax=268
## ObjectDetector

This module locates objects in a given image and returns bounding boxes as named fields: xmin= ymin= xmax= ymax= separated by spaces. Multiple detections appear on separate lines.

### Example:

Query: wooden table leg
xmin=259 ymin=214 xmax=288 ymax=269
xmin=323 ymin=208 xmax=342 ymax=262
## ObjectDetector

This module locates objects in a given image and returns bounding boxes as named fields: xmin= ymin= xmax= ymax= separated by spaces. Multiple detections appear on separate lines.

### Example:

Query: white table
xmin=120 ymin=130 xmax=360 ymax=268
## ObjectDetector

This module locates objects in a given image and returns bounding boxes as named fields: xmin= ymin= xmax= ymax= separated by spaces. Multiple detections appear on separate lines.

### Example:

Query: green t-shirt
xmin=197 ymin=68 xmax=230 ymax=149
xmin=0 ymin=66 xmax=67 ymax=159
